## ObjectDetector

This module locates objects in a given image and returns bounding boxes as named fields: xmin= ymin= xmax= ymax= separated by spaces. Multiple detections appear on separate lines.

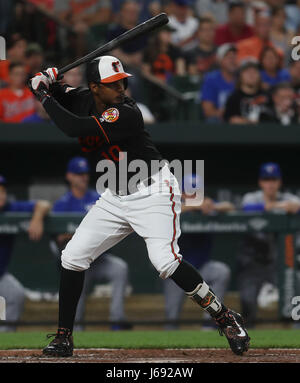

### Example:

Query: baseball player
xmin=0 ymin=175 xmax=51 ymax=331
xmin=52 ymin=156 xmax=130 ymax=331
xmin=29 ymin=55 xmax=250 ymax=357
xmin=239 ymin=162 xmax=300 ymax=327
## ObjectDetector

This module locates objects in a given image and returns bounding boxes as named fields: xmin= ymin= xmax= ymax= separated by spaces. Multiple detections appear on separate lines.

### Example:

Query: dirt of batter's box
xmin=0 ymin=348 xmax=300 ymax=363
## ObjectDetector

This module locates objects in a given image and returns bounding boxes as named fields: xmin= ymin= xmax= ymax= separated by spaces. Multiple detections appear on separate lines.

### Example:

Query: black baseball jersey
xmin=43 ymin=84 xmax=163 ymax=192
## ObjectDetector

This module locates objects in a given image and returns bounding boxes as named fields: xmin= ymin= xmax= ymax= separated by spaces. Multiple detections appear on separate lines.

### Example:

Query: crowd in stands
xmin=0 ymin=0 xmax=300 ymax=123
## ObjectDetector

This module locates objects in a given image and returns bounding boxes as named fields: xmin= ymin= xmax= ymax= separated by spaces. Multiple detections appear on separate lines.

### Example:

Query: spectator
xmin=143 ymin=25 xmax=185 ymax=82
xmin=52 ymin=157 xmax=131 ymax=331
xmin=201 ymin=43 xmax=238 ymax=122
xmin=62 ymin=67 xmax=84 ymax=88
xmin=285 ymin=0 xmax=300 ymax=32
xmin=0 ymin=62 xmax=35 ymax=123
xmin=139 ymin=0 xmax=162 ymax=21
xmin=107 ymin=1 xmax=145 ymax=67
xmin=163 ymin=174 xmax=233 ymax=330
xmin=237 ymin=11 xmax=280 ymax=63
xmin=0 ymin=175 xmax=51 ymax=332
xmin=0 ymin=0 xmax=14 ymax=35
xmin=238 ymin=162 xmax=300 ymax=327
xmin=185 ymin=17 xmax=217 ymax=76
xmin=270 ymin=6 xmax=294 ymax=63
xmin=215 ymin=1 xmax=254 ymax=46
xmin=25 ymin=43 xmax=44 ymax=80
xmin=22 ymin=99 xmax=51 ymax=123
xmin=244 ymin=1 xmax=270 ymax=26
xmin=264 ymin=0 xmax=286 ymax=12
xmin=224 ymin=60 xmax=267 ymax=124
xmin=290 ymin=60 xmax=300 ymax=114
xmin=168 ymin=0 xmax=199 ymax=52
xmin=14 ymin=1 xmax=57 ymax=57
xmin=260 ymin=83 xmax=298 ymax=125
xmin=55 ymin=0 xmax=111 ymax=28
xmin=0 ymin=33 xmax=27 ymax=85
xmin=194 ymin=0 xmax=228 ymax=25
xmin=54 ymin=0 xmax=111 ymax=60
xmin=260 ymin=46 xmax=291 ymax=90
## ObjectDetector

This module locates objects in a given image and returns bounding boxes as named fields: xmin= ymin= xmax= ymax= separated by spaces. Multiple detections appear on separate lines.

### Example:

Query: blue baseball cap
xmin=182 ymin=173 xmax=203 ymax=194
xmin=67 ymin=157 xmax=90 ymax=174
xmin=0 ymin=175 xmax=6 ymax=185
xmin=259 ymin=162 xmax=281 ymax=179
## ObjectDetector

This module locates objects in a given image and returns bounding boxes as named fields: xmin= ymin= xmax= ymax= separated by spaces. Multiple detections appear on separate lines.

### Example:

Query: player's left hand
xmin=28 ymin=218 xmax=44 ymax=241
xmin=30 ymin=72 xmax=51 ymax=92
xmin=29 ymin=72 xmax=52 ymax=102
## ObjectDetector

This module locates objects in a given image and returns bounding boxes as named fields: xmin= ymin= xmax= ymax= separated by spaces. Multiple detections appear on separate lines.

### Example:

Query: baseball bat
xmin=57 ymin=13 xmax=169 ymax=76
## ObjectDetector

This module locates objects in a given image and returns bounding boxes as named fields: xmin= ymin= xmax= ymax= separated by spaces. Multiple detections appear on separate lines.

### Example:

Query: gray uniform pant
xmin=237 ymin=261 xmax=275 ymax=327
xmin=163 ymin=260 xmax=231 ymax=327
xmin=74 ymin=254 xmax=128 ymax=329
xmin=0 ymin=273 xmax=25 ymax=332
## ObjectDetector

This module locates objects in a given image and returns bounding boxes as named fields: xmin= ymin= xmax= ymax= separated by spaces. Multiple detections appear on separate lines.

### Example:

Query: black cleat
xmin=43 ymin=328 xmax=74 ymax=357
xmin=215 ymin=310 xmax=250 ymax=356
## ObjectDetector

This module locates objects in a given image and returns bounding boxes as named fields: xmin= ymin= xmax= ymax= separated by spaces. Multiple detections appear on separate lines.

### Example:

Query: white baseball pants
xmin=61 ymin=164 xmax=183 ymax=279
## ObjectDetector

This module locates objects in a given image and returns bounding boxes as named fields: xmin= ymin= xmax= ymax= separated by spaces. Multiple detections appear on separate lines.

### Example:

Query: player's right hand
xmin=44 ymin=67 xmax=59 ymax=84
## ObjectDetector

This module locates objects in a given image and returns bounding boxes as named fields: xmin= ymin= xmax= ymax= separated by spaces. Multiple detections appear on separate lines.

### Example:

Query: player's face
xmin=259 ymin=178 xmax=281 ymax=197
xmin=67 ymin=172 xmax=89 ymax=191
xmin=97 ymin=80 xmax=126 ymax=105
xmin=0 ymin=186 xmax=7 ymax=209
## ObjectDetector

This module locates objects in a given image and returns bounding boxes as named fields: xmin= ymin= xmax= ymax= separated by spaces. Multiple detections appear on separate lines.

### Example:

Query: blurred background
xmin=1 ymin=0 xmax=300 ymax=332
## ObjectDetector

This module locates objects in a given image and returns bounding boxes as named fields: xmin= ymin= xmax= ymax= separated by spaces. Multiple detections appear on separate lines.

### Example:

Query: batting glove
xmin=45 ymin=67 xmax=59 ymax=83
xmin=28 ymin=72 xmax=51 ymax=103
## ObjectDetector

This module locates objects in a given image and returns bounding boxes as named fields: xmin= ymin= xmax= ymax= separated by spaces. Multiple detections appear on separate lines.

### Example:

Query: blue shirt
xmin=201 ymin=70 xmax=235 ymax=110
xmin=179 ymin=232 xmax=212 ymax=270
xmin=0 ymin=200 xmax=36 ymax=278
xmin=52 ymin=190 xmax=99 ymax=213
xmin=260 ymin=69 xmax=291 ymax=87
xmin=22 ymin=114 xmax=45 ymax=123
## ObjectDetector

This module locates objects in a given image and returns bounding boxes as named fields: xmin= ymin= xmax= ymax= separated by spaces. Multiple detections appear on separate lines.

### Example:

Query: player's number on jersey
xmin=0 ymin=296 xmax=6 ymax=320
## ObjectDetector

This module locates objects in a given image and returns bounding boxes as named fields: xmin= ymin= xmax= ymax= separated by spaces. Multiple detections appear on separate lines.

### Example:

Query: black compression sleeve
xmin=42 ymin=96 xmax=99 ymax=138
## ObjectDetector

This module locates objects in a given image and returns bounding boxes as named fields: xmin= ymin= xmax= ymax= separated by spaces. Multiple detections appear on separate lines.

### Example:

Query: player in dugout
xmin=0 ymin=175 xmax=51 ymax=332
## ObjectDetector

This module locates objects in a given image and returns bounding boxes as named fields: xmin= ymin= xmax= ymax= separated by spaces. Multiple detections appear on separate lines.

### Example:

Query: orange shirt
xmin=237 ymin=36 xmax=279 ymax=63
xmin=0 ymin=87 xmax=35 ymax=123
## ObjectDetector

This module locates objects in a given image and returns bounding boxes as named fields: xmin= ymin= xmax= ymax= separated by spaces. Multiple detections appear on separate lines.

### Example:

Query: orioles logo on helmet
xmin=112 ymin=61 xmax=121 ymax=73
xmin=101 ymin=108 xmax=120 ymax=123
